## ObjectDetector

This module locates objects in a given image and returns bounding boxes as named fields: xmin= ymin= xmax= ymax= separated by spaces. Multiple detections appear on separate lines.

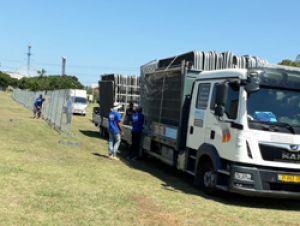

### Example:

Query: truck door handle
xmin=190 ymin=126 xmax=194 ymax=134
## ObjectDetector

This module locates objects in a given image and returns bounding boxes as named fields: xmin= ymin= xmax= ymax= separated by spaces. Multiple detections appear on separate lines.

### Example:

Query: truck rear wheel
xmin=198 ymin=160 xmax=218 ymax=195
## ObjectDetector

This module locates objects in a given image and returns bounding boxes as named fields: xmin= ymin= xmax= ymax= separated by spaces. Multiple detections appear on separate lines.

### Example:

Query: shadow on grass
xmin=89 ymin=119 xmax=95 ymax=124
xmin=210 ymin=192 xmax=300 ymax=211
xmin=72 ymin=113 xmax=86 ymax=117
xmin=92 ymin=152 xmax=109 ymax=159
xmin=112 ymin=144 xmax=300 ymax=211
xmin=80 ymin=130 xmax=99 ymax=138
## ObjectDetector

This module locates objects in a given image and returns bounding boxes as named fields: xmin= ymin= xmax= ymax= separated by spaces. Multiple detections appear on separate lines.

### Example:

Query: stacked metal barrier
xmin=141 ymin=51 xmax=267 ymax=75
xmin=101 ymin=74 xmax=140 ymax=113
xmin=11 ymin=89 xmax=72 ymax=132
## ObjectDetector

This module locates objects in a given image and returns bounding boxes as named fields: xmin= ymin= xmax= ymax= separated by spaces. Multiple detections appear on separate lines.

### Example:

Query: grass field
xmin=0 ymin=91 xmax=300 ymax=226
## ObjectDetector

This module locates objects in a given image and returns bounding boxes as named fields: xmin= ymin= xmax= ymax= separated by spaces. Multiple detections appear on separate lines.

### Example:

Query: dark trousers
xmin=130 ymin=131 xmax=141 ymax=158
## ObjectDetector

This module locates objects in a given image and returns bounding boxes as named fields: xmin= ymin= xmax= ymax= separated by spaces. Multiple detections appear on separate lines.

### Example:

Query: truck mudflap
xmin=227 ymin=164 xmax=300 ymax=199
xmin=92 ymin=111 xmax=100 ymax=126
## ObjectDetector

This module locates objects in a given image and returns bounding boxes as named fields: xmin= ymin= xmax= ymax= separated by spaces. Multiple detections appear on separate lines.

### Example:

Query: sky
xmin=0 ymin=0 xmax=299 ymax=85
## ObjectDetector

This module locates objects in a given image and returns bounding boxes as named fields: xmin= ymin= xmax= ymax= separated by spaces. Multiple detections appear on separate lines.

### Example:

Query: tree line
xmin=278 ymin=59 xmax=300 ymax=67
xmin=0 ymin=72 xmax=83 ymax=91
xmin=0 ymin=72 xmax=18 ymax=90
xmin=1 ymin=58 xmax=299 ymax=91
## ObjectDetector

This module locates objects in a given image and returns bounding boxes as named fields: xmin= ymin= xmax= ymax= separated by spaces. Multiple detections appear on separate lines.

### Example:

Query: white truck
xmin=133 ymin=51 xmax=300 ymax=198
xmin=70 ymin=89 xmax=88 ymax=116
xmin=95 ymin=51 xmax=300 ymax=198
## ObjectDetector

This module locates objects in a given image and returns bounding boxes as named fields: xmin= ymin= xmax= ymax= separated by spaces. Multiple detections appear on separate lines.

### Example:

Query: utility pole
xmin=61 ymin=57 xmax=66 ymax=76
xmin=27 ymin=45 xmax=32 ymax=77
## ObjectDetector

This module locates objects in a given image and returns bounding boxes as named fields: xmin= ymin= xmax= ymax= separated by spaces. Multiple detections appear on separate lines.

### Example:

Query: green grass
xmin=0 ymin=91 xmax=300 ymax=226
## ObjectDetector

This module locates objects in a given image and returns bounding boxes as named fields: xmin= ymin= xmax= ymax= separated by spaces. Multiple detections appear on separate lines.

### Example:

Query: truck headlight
xmin=234 ymin=172 xmax=253 ymax=182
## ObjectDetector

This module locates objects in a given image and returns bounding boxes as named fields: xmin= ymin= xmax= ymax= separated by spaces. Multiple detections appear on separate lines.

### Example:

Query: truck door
xmin=187 ymin=82 xmax=212 ymax=150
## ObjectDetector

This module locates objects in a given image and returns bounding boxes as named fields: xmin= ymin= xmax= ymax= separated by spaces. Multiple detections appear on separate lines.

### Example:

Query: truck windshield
xmin=74 ymin=97 xmax=87 ymax=104
xmin=247 ymin=87 xmax=300 ymax=134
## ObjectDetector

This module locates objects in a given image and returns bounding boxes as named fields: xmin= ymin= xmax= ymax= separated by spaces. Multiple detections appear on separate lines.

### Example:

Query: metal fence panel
xmin=12 ymin=89 xmax=72 ymax=133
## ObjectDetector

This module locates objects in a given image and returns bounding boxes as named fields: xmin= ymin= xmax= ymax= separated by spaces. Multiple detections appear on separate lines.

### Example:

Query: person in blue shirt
xmin=128 ymin=106 xmax=144 ymax=160
xmin=33 ymin=95 xmax=45 ymax=119
xmin=108 ymin=103 xmax=122 ymax=160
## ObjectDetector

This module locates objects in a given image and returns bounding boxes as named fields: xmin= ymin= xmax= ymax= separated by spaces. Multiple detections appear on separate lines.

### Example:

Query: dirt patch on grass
xmin=131 ymin=194 xmax=189 ymax=226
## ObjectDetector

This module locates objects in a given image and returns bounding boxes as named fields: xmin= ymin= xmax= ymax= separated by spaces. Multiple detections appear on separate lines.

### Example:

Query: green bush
xmin=0 ymin=72 xmax=18 ymax=90
xmin=278 ymin=59 xmax=300 ymax=68
xmin=17 ymin=75 xmax=84 ymax=91
xmin=0 ymin=72 xmax=83 ymax=91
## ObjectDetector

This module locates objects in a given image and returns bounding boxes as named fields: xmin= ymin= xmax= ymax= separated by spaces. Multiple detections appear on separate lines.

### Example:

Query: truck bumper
xmin=227 ymin=164 xmax=300 ymax=199
xmin=72 ymin=109 xmax=86 ymax=115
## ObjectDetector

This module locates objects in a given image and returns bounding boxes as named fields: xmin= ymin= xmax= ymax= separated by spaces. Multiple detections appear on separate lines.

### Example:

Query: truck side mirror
xmin=214 ymin=83 xmax=228 ymax=117
xmin=245 ymin=73 xmax=260 ymax=93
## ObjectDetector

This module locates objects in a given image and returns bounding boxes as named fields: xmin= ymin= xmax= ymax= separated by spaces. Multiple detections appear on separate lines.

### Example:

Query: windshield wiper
xmin=258 ymin=121 xmax=295 ymax=134
xmin=250 ymin=120 xmax=296 ymax=134
xmin=270 ymin=122 xmax=295 ymax=134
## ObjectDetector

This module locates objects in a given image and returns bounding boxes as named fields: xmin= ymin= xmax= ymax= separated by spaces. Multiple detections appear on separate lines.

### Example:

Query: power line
xmin=34 ymin=61 xmax=137 ymax=70
xmin=0 ymin=59 xmax=24 ymax=63
xmin=1 ymin=58 xmax=137 ymax=71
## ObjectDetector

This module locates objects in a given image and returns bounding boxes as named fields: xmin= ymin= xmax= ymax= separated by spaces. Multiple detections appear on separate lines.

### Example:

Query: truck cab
xmin=188 ymin=66 xmax=300 ymax=197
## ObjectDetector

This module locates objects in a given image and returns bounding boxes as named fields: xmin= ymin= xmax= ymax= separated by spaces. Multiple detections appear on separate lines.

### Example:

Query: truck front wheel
xmin=198 ymin=160 xmax=218 ymax=195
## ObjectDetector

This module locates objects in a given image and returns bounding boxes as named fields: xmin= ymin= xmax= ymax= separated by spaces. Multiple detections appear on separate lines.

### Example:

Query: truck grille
xmin=269 ymin=183 xmax=300 ymax=192
xmin=259 ymin=144 xmax=300 ymax=163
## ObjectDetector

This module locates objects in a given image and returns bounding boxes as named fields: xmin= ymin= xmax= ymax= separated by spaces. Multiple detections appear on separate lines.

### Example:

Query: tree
xmin=0 ymin=72 xmax=18 ymax=90
xmin=85 ymin=86 xmax=93 ymax=95
xmin=16 ymin=75 xmax=84 ymax=91
xmin=37 ymin=68 xmax=47 ymax=77
xmin=278 ymin=59 xmax=300 ymax=68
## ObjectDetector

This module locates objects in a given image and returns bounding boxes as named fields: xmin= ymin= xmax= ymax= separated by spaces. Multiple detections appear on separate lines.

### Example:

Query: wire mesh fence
xmin=12 ymin=89 xmax=73 ymax=133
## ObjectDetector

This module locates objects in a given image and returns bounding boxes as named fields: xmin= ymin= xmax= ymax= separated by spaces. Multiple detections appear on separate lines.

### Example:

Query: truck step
xmin=188 ymin=155 xmax=196 ymax=160
xmin=217 ymin=169 xmax=230 ymax=176
xmin=186 ymin=170 xmax=195 ymax=176
xmin=216 ymin=185 xmax=228 ymax=191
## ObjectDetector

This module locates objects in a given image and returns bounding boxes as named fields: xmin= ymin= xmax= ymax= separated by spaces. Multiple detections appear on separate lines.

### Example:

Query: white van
xmin=70 ymin=89 xmax=88 ymax=116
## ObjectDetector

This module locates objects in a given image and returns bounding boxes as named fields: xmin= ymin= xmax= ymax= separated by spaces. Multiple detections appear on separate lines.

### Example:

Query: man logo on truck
xmin=289 ymin=145 xmax=300 ymax=152
xmin=282 ymin=153 xmax=300 ymax=161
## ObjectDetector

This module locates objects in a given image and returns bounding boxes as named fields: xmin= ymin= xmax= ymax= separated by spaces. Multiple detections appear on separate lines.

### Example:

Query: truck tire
xmin=198 ymin=160 xmax=218 ymax=195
